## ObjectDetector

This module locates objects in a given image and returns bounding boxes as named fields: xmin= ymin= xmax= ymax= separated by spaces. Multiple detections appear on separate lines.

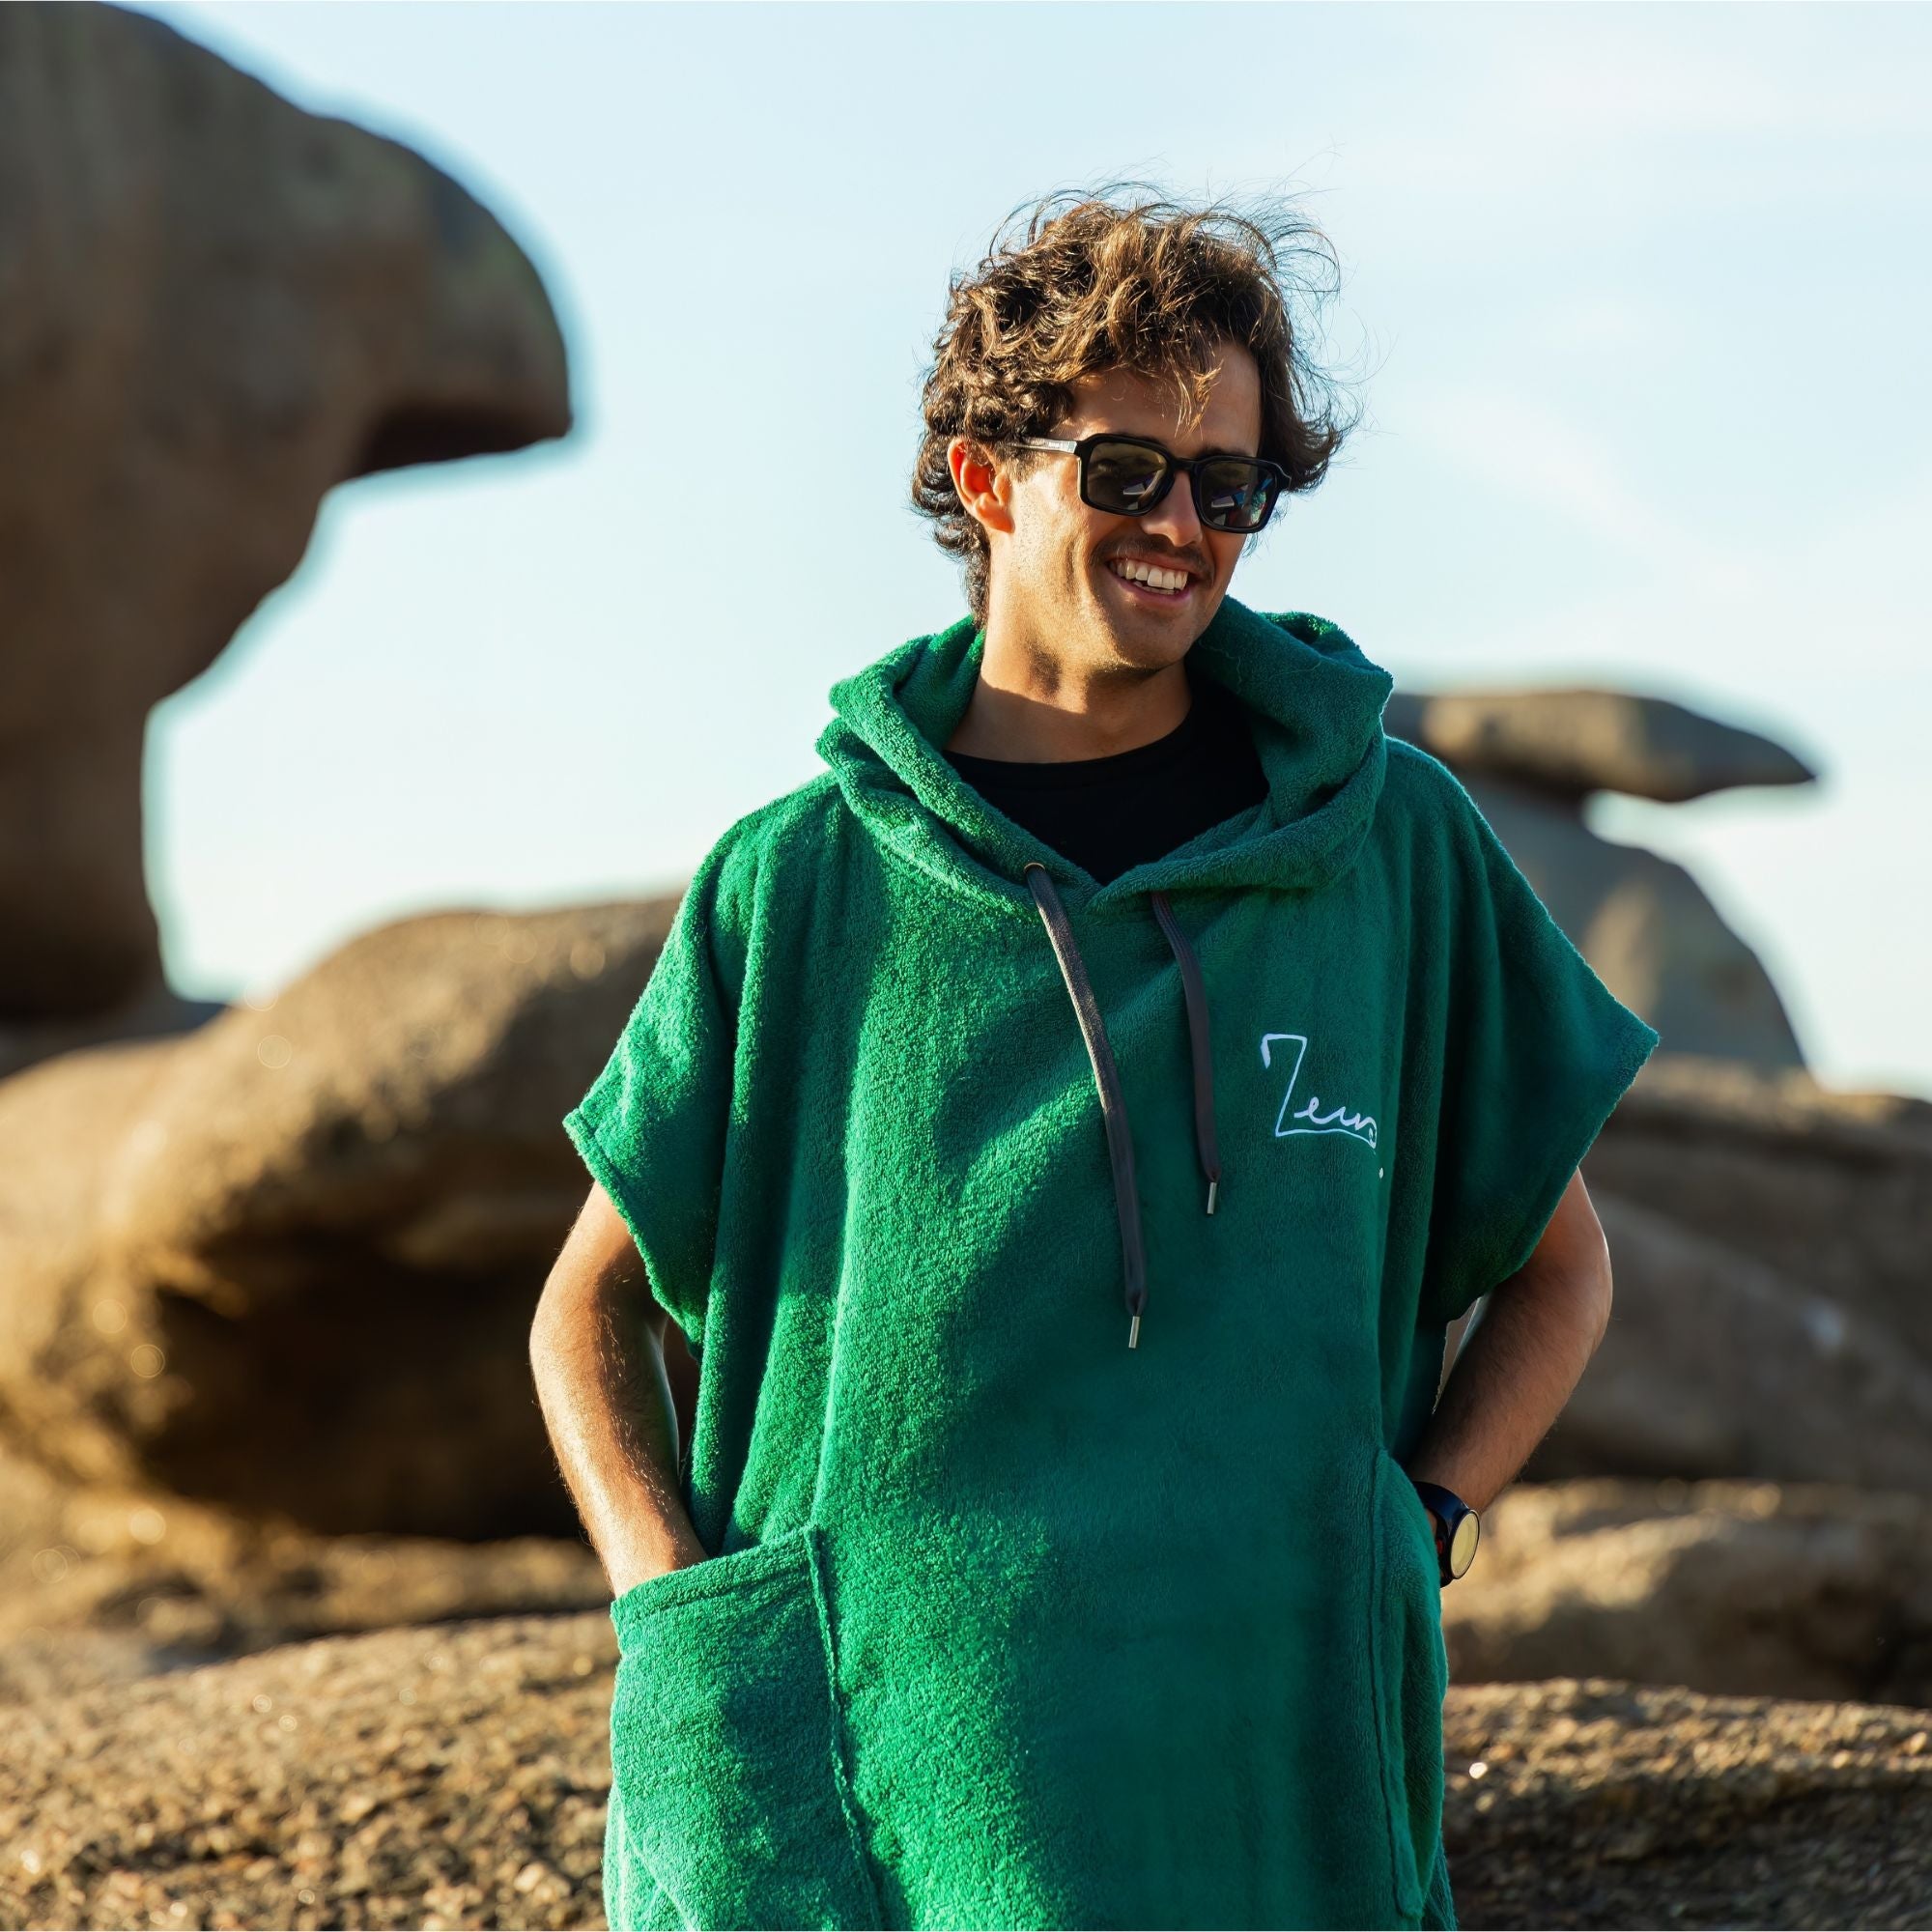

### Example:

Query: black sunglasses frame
xmin=1014 ymin=432 xmax=1288 ymax=534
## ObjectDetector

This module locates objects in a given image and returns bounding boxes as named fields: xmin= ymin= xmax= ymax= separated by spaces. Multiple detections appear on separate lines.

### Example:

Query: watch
xmin=1409 ymin=1479 xmax=1480 ymax=1586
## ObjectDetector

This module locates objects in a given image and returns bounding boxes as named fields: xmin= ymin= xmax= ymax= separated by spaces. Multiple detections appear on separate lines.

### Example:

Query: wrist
xmin=1409 ymin=1477 xmax=1481 ymax=1586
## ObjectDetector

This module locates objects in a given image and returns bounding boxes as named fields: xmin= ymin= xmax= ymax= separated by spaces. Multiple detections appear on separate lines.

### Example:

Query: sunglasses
xmin=1015 ymin=432 xmax=1288 ymax=534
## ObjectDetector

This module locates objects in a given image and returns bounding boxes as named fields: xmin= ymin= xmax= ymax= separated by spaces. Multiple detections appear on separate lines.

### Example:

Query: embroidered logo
xmin=1260 ymin=1032 xmax=1379 ymax=1149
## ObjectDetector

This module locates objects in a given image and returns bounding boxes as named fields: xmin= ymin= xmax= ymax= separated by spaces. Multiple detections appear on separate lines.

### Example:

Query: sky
xmin=134 ymin=2 xmax=1932 ymax=1098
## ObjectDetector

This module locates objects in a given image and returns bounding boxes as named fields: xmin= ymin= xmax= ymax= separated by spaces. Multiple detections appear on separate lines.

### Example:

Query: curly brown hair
xmin=912 ymin=183 xmax=1359 ymax=625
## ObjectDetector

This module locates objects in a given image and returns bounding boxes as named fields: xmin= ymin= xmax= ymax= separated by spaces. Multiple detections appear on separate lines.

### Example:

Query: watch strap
xmin=1408 ymin=1478 xmax=1476 ymax=1586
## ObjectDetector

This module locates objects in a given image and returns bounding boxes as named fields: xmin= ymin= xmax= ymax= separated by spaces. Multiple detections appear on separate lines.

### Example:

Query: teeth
xmin=1110 ymin=559 xmax=1188 ymax=592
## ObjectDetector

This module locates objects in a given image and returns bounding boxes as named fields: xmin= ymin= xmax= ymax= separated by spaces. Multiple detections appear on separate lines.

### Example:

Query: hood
xmin=813 ymin=592 xmax=1396 ymax=1349
xmin=815 ymin=592 xmax=1394 ymax=918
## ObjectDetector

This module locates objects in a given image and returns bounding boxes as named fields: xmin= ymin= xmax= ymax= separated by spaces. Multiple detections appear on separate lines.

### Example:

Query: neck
xmin=943 ymin=599 xmax=1192 ymax=763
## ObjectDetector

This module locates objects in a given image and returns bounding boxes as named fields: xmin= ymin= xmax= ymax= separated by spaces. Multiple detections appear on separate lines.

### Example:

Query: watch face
xmin=1448 ymin=1510 xmax=1481 ymax=1578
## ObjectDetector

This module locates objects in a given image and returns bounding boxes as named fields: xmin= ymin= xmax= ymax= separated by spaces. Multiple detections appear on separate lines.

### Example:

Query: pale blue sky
xmin=137 ymin=2 xmax=1932 ymax=1097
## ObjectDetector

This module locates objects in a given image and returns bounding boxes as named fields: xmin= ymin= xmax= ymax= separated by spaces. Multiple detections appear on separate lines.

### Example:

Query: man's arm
xmin=529 ymin=1179 xmax=710 ymax=1597
xmin=1404 ymin=1164 xmax=1612 ymax=1513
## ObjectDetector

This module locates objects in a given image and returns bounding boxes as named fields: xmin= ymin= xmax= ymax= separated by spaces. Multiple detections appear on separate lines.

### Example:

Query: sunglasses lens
xmin=1083 ymin=440 xmax=1170 ymax=513
xmin=1197 ymin=459 xmax=1277 ymax=531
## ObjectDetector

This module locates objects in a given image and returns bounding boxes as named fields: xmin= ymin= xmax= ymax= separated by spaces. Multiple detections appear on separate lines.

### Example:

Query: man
xmin=529 ymin=188 xmax=1659 ymax=1932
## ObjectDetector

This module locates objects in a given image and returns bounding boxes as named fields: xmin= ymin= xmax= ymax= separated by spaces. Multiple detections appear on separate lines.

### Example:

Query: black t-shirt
xmin=941 ymin=662 xmax=1270 ymax=885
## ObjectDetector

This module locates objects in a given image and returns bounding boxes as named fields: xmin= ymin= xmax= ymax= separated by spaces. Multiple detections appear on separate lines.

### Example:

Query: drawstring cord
xmin=1150 ymin=890 xmax=1224 ymax=1215
xmin=1024 ymin=864 xmax=1146 ymax=1346
xmin=1022 ymin=862 xmax=1222 ymax=1349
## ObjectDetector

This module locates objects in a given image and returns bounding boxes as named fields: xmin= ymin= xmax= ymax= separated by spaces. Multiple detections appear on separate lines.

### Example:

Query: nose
xmin=1140 ymin=465 xmax=1205 ymax=552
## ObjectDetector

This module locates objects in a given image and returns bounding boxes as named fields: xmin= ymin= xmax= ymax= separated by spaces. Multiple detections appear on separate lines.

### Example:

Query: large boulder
xmin=0 ymin=897 xmax=689 ymax=1539
xmin=1524 ymin=1187 xmax=1932 ymax=1495
xmin=1445 ymin=1480 xmax=1932 ymax=1708
xmin=0 ymin=4 xmax=570 ymax=1050
xmin=3 ymin=1612 xmax=1929 ymax=1931
xmin=1589 ymin=1053 xmax=1932 ymax=1360
xmin=1493 ymin=1056 xmax=1932 ymax=1493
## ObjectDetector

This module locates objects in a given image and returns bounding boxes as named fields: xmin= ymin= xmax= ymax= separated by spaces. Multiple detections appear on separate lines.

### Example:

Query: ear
xmin=949 ymin=437 xmax=1017 ymax=537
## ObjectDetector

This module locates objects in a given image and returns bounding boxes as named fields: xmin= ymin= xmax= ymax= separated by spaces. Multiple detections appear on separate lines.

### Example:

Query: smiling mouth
xmin=1104 ymin=556 xmax=1197 ymax=602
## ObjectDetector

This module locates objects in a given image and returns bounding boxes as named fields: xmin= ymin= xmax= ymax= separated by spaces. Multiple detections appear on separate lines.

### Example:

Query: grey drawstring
xmin=1150 ymin=888 xmax=1224 ymax=1216
xmin=1023 ymin=862 xmax=1223 ymax=1349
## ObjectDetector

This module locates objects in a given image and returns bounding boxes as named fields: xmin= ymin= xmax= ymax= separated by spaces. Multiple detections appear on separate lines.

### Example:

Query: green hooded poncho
xmin=563 ymin=595 xmax=1661 ymax=1932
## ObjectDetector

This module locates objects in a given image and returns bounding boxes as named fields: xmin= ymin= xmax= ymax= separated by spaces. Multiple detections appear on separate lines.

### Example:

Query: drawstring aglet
xmin=1206 ymin=1178 xmax=1218 ymax=1215
xmin=1127 ymin=1311 xmax=1141 ymax=1350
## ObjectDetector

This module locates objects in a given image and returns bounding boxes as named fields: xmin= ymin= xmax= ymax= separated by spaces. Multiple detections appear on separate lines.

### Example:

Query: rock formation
xmin=1387 ymin=687 xmax=1817 ymax=1068
xmin=1535 ymin=1188 xmax=1932 ymax=1493
xmin=0 ymin=4 xmax=571 ymax=1076
xmin=1516 ymin=1053 xmax=1932 ymax=1492
xmin=0 ymin=898 xmax=696 ymax=1539
xmin=1585 ymin=1053 xmax=1932 ymax=1351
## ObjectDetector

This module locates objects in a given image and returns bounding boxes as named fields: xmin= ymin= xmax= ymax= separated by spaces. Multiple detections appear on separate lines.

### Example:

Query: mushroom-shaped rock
xmin=0 ymin=4 xmax=571 ymax=1038
xmin=1384 ymin=687 xmax=1817 ymax=805
xmin=1384 ymin=683 xmax=1818 ymax=1065
xmin=1461 ymin=777 xmax=1807 ymax=1066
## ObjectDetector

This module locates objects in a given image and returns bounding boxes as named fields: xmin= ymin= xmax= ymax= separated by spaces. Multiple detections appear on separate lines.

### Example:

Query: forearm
xmin=1405 ymin=1248 xmax=1610 ymax=1513
xmin=528 ymin=1278 xmax=708 ymax=1596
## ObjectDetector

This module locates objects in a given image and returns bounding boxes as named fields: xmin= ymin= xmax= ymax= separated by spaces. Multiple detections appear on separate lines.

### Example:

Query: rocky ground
xmin=1444 ymin=1478 xmax=1932 ymax=1708
xmin=0 ymin=1610 xmax=610 ymax=1932
xmin=4 ymin=1608 xmax=1932 ymax=1931
xmin=10 ymin=1435 xmax=1932 ymax=1927
xmin=1445 ymin=1680 xmax=1932 ymax=1929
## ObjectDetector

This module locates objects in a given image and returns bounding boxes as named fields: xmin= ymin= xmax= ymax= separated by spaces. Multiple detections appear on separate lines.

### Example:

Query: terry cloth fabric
xmin=940 ymin=654 xmax=1271 ymax=886
xmin=564 ymin=594 xmax=1662 ymax=1932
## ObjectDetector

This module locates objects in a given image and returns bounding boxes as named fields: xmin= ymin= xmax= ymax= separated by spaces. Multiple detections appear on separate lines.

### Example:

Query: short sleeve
xmin=1416 ymin=777 xmax=1661 ymax=1329
xmin=561 ymin=827 xmax=750 ymax=1346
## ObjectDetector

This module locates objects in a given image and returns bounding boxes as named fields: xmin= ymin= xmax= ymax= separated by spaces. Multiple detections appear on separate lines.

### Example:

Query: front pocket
xmin=1366 ymin=1448 xmax=1451 ymax=1926
xmin=607 ymin=1524 xmax=881 ymax=1931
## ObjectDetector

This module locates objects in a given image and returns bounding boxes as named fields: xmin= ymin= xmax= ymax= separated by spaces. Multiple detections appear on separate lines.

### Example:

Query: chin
xmin=1107 ymin=622 xmax=1194 ymax=674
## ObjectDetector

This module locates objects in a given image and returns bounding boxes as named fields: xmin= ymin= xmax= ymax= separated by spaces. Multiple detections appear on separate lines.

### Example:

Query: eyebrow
xmin=1144 ymin=435 xmax=1257 ymax=460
